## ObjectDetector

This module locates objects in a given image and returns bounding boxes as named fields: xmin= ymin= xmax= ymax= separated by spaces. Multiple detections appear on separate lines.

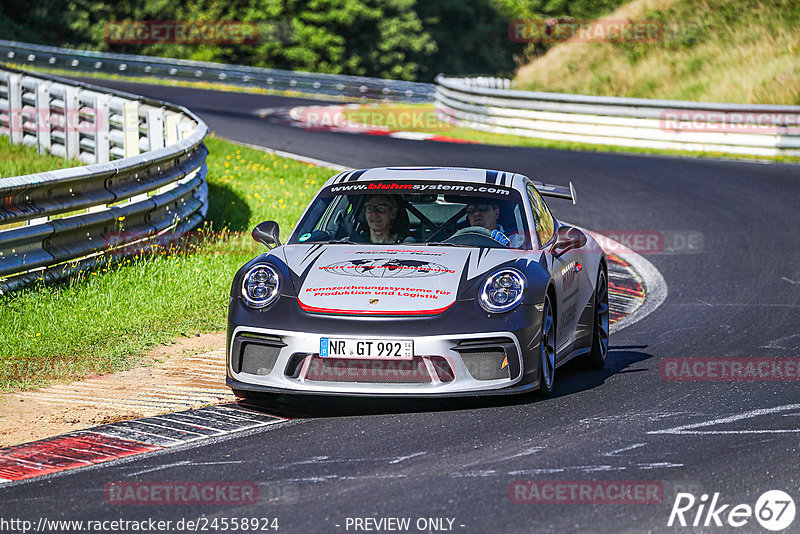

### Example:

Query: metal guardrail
xmin=0 ymin=39 xmax=435 ymax=103
xmin=436 ymin=76 xmax=800 ymax=157
xmin=0 ymin=66 xmax=208 ymax=294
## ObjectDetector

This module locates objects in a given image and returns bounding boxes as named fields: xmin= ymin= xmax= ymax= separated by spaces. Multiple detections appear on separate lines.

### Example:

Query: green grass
xmin=0 ymin=135 xmax=83 ymax=231
xmin=0 ymin=134 xmax=81 ymax=179
xmin=0 ymin=135 xmax=335 ymax=391
xmin=514 ymin=0 xmax=800 ymax=105
xmin=341 ymin=103 xmax=800 ymax=163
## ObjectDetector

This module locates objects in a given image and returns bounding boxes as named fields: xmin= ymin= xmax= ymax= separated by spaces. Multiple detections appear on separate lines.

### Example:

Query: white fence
xmin=436 ymin=76 xmax=800 ymax=157
xmin=0 ymin=67 xmax=208 ymax=293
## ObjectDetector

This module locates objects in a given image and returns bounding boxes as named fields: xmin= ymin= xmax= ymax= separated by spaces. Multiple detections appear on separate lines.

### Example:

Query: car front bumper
xmin=226 ymin=325 xmax=539 ymax=397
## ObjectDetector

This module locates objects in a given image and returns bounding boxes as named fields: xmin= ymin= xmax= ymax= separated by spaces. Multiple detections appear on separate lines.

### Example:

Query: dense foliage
xmin=0 ymin=0 xmax=627 ymax=81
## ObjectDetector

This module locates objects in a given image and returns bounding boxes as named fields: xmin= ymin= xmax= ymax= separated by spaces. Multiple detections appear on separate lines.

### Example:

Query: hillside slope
xmin=513 ymin=0 xmax=800 ymax=104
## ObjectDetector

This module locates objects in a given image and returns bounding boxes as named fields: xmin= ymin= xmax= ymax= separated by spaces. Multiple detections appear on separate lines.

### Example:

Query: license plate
xmin=320 ymin=337 xmax=413 ymax=359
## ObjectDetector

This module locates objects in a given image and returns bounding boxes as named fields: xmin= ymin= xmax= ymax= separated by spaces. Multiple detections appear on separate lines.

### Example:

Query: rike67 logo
xmin=669 ymin=490 xmax=795 ymax=531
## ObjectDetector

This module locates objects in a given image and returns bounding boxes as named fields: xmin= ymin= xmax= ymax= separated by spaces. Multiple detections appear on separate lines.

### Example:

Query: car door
xmin=527 ymin=184 xmax=584 ymax=356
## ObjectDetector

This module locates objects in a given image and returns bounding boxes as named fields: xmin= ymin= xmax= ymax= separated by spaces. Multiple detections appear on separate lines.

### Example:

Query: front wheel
xmin=585 ymin=268 xmax=610 ymax=369
xmin=536 ymin=294 xmax=556 ymax=396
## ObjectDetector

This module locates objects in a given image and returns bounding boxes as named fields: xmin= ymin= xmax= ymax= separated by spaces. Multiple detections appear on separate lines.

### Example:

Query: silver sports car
xmin=227 ymin=167 xmax=608 ymax=398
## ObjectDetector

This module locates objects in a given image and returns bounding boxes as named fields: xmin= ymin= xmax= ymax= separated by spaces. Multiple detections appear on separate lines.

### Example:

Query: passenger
xmin=465 ymin=201 xmax=523 ymax=248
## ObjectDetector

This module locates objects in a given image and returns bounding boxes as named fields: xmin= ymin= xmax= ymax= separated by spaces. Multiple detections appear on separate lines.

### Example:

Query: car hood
xmin=280 ymin=244 xmax=541 ymax=316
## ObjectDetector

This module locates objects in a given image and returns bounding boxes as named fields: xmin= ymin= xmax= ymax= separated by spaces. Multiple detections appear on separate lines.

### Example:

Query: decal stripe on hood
xmin=297 ymin=301 xmax=455 ymax=316
xmin=283 ymin=244 xmax=543 ymax=316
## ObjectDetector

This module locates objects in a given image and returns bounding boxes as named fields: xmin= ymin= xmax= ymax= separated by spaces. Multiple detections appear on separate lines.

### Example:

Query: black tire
xmin=536 ymin=294 xmax=556 ymax=396
xmin=585 ymin=267 xmax=610 ymax=369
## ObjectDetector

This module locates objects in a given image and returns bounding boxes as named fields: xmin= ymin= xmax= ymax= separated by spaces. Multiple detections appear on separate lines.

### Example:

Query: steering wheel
xmin=444 ymin=226 xmax=509 ymax=247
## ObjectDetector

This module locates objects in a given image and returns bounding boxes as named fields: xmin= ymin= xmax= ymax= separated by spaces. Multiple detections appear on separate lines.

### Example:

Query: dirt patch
xmin=0 ymin=332 xmax=234 ymax=448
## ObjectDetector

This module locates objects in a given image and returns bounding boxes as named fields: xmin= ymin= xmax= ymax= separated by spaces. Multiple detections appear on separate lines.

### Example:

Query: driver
xmin=466 ymin=202 xmax=523 ymax=248
xmin=363 ymin=194 xmax=414 ymax=244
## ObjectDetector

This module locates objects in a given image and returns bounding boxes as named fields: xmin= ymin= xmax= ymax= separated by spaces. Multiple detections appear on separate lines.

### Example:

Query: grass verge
xmin=0 ymin=135 xmax=84 ymax=231
xmin=340 ymin=103 xmax=800 ymax=163
xmin=513 ymin=0 xmax=800 ymax=105
xmin=0 ymin=135 xmax=335 ymax=391
xmin=0 ymin=134 xmax=81 ymax=178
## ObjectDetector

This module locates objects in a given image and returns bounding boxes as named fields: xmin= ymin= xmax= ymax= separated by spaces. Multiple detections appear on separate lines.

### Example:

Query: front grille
xmin=232 ymin=333 xmax=286 ymax=375
xmin=304 ymin=356 xmax=432 ymax=383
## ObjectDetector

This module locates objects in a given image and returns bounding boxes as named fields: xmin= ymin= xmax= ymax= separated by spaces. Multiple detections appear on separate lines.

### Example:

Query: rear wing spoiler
xmin=532 ymin=181 xmax=577 ymax=205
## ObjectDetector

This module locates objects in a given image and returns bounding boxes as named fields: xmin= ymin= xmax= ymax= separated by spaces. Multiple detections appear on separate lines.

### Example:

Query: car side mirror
xmin=252 ymin=221 xmax=281 ymax=249
xmin=551 ymin=226 xmax=586 ymax=257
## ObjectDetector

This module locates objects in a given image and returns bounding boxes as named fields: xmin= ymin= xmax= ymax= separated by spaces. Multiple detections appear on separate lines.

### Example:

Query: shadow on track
xmin=236 ymin=348 xmax=654 ymax=418
xmin=551 ymin=348 xmax=652 ymax=398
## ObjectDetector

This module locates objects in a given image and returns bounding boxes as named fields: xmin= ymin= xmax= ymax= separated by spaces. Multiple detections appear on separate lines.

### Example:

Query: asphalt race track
xmin=2 ymin=79 xmax=800 ymax=533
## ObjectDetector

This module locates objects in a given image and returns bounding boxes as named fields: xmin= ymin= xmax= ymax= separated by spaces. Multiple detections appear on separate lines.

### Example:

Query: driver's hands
xmin=490 ymin=229 xmax=511 ymax=246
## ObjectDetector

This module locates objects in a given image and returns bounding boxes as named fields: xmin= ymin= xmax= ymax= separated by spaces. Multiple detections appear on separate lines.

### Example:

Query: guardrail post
xmin=35 ymin=80 xmax=52 ymax=155
xmin=63 ymin=86 xmax=79 ymax=160
xmin=122 ymin=100 xmax=140 ymax=157
xmin=94 ymin=93 xmax=110 ymax=163
xmin=0 ymin=75 xmax=7 ymax=131
xmin=8 ymin=73 xmax=22 ymax=144
xmin=180 ymin=119 xmax=194 ymax=140
xmin=146 ymin=108 xmax=165 ymax=151
xmin=164 ymin=112 xmax=181 ymax=145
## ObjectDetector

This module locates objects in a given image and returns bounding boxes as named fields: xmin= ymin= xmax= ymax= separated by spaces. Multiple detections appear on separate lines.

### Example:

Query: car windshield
xmin=288 ymin=180 xmax=531 ymax=249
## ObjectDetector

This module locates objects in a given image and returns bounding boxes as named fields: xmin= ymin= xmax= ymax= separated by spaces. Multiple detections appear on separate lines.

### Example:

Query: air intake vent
xmin=429 ymin=356 xmax=454 ymax=382
xmin=458 ymin=349 xmax=510 ymax=380
xmin=240 ymin=342 xmax=282 ymax=375
xmin=231 ymin=333 xmax=286 ymax=375
xmin=453 ymin=337 xmax=517 ymax=380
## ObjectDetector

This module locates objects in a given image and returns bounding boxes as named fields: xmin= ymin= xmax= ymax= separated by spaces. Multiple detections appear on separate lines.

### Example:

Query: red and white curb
xmin=0 ymin=405 xmax=284 ymax=485
xmin=607 ymin=253 xmax=646 ymax=328
xmin=587 ymin=230 xmax=668 ymax=335
xmin=261 ymin=104 xmax=475 ymax=144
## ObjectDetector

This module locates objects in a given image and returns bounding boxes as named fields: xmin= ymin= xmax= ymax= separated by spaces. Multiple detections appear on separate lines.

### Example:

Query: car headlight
xmin=241 ymin=263 xmax=280 ymax=309
xmin=479 ymin=269 xmax=526 ymax=313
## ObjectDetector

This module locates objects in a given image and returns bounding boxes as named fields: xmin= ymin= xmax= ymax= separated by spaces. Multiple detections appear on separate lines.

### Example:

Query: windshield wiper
xmin=423 ymin=242 xmax=469 ymax=247
xmin=325 ymin=238 xmax=358 ymax=244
